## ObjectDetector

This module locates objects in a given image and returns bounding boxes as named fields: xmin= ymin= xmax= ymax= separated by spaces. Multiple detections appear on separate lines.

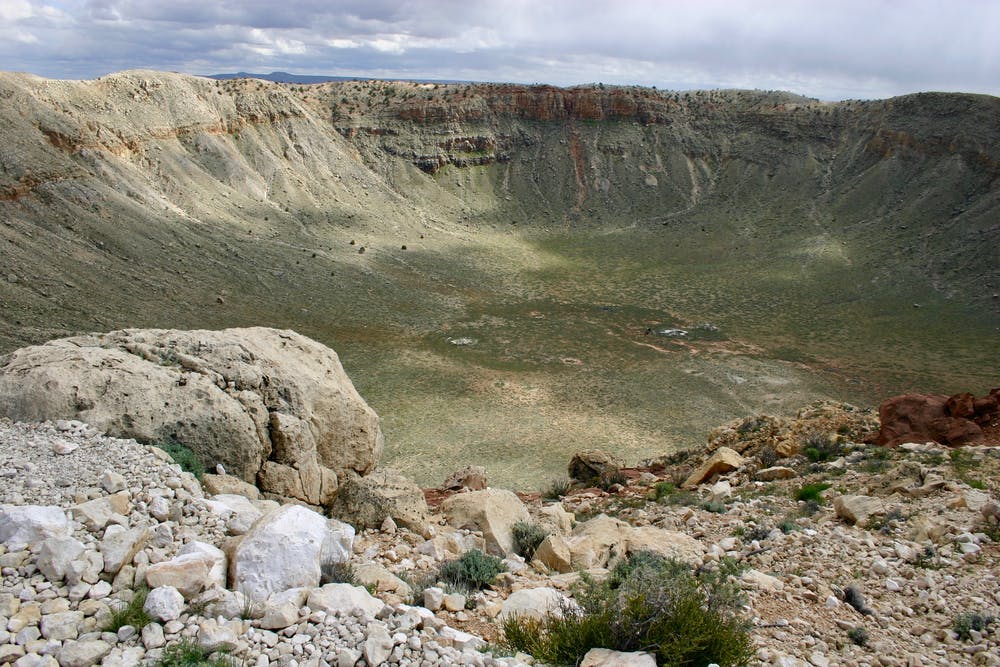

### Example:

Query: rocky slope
xmin=1 ymin=401 xmax=998 ymax=667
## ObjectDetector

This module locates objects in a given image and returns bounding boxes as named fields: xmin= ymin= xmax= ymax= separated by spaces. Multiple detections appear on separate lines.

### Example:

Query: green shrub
xmin=701 ymin=500 xmax=727 ymax=514
xmin=649 ymin=481 xmax=676 ymax=502
xmin=847 ymin=626 xmax=869 ymax=646
xmin=802 ymin=433 xmax=841 ymax=463
xmin=511 ymin=522 xmax=549 ymax=561
xmin=502 ymin=552 xmax=753 ymax=667
xmin=438 ymin=549 xmax=506 ymax=592
xmin=953 ymin=612 xmax=994 ymax=640
xmin=157 ymin=441 xmax=205 ymax=479
xmin=157 ymin=639 xmax=232 ymax=667
xmin=794 ymin=482 xmax=831 ymax=503
xmin=103 ymin=586 xmax=152 ymax=633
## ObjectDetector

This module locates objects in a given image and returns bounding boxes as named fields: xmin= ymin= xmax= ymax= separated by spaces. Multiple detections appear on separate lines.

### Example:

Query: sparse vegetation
xmin=320 ymin=559 xmax=358 ymax=586
xmin=501 ymin=552 xmax=753 ymax=667
xmin=953 ymin=612 xmax=994 ymax=640
xmin=803 ymin=433 xmax=842 ymax=463
xmin=438 ymin=549 xmax=506 ymax=592
xmin=156 ymin=639 xmax=233 ymax=667
xmin=543 ymin=478 xmax=572 ymax=500
xmin=511 ymin=522 xmax=549 ymax=560
xmin=157 ymin=441 xmax=205 ymax=478
xmin=103 ymin=586 xmax=152 ymax=633
xmin=794 ymin=482 xmax=831 ymax=504
xmin=847 ymin=626 xmax=869 ymax=647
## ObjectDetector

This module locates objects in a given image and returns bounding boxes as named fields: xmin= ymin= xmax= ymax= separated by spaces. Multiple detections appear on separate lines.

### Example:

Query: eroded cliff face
xmin=0 ymin=70 xmax=998 ymax=488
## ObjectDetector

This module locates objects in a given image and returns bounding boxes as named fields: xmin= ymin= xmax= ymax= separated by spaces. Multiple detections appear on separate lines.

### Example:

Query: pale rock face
xmin=363 ymin=622 xmax=393 ymax=666
xmin=39 ymin=611 xmax=84 ymax=640
xmin=581 ymin=648 xmax=657 ymax=667
xmin=532 ymin=534 xmax=573 ymax=573
xmin=833 ymin=495 xmax=886 ymax=527
xmin=742 ymin=569 xmax=785 ymax=592
xmin=200 ymin=473 xmax=261 ymax=499
xmin=100 ymin=525 xmax=149 ymax=575
xmin=355 ymin=563 xmax=412 ymax=598
xmin=143 ymin=586 xmax=185 ymax=622
xmin=178 ymin=541 xmax=227 ymax=589
xmin=538 ymin=503 xmax=574 ymax=535
xmin=145 ymin=550 xmax=222 ymax=599
xmin=0 ymin=506 xmax=70 ymax=550
xmin=0 ymin=328 xmax=383 ymax=501
xmin=70 ymin=492 xmax=131 ymax=531
xmin=196 ymin=618 xmax=241 ymax=652
xmin=500 ymin=587 xmax=568 ymax=621
xmin=56 ymin=640 xmax=113 ymax=667
xmin=754 ymin=466 xmax=798 ymax=481
xmin=439 ymin=488 xmax=530 ymax=556
xmin=441 ymin=465 xmax=488 ymax=491
xmin=566 ymin=514 xmax=631 ymax=569
xmin=36 ymin=536 xmax=86 ymax=581
xmin=259 ymin=588 xmax=309 ymax=630
xmin=322 ymin=519 xmax=356 ymax=566
xmin=307 ymin=583 xmax=385 ymax=620
xmin=230 ymin=504 xmax=328 ymax=602
xmin=626 ymin=526 xmax=705 ymax=566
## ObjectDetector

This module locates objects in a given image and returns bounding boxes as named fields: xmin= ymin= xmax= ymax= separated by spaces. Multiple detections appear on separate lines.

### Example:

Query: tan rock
xmin=682 ymin=447 xmax=744 ymax=489
xmin=566 ymin=515 xmax=630 ymax=569
xmin=538 ymin=503 xmax=574 ymax=535
xmin=201 ymin=474 xmax=260 ymax=500
xmin=833 ymin=495 xmax=885 ymax=527
xmin=329 ymin=468 xmax=430 ymax=535
xmin=442 ymin=466 xmax=488 ymax=491
xmin=754 ymin=466 xmax=797 ymax=481
xmin=626 ymin=526 xmax=704 ymax=565
xmin=532 ymin=534 xmax=573 ymax=573
xmin=568 ymin=449 xmax=623 ymax=484
xmin=440 ymin=488 xmax=530 ymax=556
xmin=581 ymin=648 xmax=656 ymax=667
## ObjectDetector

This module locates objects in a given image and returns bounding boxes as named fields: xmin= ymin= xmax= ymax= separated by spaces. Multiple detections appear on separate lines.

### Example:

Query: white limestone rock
xmin=0 ymin=506 xmax=69 ymax=550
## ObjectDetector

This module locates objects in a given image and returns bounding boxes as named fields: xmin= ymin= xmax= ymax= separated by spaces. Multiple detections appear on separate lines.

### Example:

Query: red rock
xmin=875 ymin=391 xmax=992 ymax=447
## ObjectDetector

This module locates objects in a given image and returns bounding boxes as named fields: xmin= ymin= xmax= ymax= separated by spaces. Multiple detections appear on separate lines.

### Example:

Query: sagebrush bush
xmin=794 ymin=482 xmax=831 ymax=503
xmin=802 ymin=433 xmax=841 ymax=463
xmin=157 ymin=441 xmax=205 ymax=479
xmin=320 ymin=559 xmax=358 ymax=586
xmin=502 ymin=551 xmax=754 ymax=667
xmin=438 ymin=549 xmax=506 ymax=592
xmin=953 ymin=612 xmax=994 ymax=640
xmin=156 ymin=639 xmax=232 ymax=667
xmin=511 ymin=522 xmax=549 ymax=561
xmin=543 ymin=478 xmax=572 ymax=500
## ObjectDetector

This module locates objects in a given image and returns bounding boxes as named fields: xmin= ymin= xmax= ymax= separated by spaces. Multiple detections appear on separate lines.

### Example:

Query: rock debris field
xmin=1 ymin=408 xmax=999 ymax=667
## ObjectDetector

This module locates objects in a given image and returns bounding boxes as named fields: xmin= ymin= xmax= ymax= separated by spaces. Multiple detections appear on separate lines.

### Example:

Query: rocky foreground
xmin=1 ymin=401 xmax=998 ymax=667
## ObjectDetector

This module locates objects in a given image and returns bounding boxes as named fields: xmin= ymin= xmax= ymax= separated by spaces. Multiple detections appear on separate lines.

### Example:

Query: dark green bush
xmin=157 ymin=639 xmax=232 ymax=667
xmin=511 ymin=522 xmax=549 ymax=561
xmin=803 ymin=433 xmax=841 ymax=463
xmin=157 ymin=441 xmax=205 ymax=479
xmin=847 ymin=626 xmax=869 ymax=646
xmin=794 ymin=482 xmax=831 ymax=503
xmin=438 ymin=549 xmax=506 ymax=592
xmin=954 ymin=612 xmax=994 ymax=640
xmin=502 ymin=552 xmax=753 ymax=667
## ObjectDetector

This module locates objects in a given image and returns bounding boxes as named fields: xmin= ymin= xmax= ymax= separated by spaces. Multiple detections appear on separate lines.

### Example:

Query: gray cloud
xmin=1 ymin=0 xmax=997 ymax=99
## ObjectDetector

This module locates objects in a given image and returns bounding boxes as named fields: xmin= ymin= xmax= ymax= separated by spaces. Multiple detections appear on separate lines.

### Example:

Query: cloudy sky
xmin=1 ymin=0 xmax=997 ymax=100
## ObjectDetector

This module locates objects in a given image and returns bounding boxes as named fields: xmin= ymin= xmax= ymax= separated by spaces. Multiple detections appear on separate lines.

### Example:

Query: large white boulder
xmin=145 ymin=542 xmax=226 ymax=599
xmin=626 ymin=526 xmax=705 ymax=566
xmin=307 ymin=583 xmax=385 ymax=620
xmin=439 ymin=489 xmax=530 ymax=556
xmin=0 ymin=328 xmax=383 ymax=504
xmin=0 ymin=505 xmax=69 ymax=550
xmin=230 ymin=504 xmax=328 ymax=602
xmin=500 ymin=587 xmax=568 ymax=621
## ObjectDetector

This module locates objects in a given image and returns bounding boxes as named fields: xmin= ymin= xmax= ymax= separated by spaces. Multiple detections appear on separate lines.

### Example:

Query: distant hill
xmin=206 ymin=70 xmax=473 ymax=85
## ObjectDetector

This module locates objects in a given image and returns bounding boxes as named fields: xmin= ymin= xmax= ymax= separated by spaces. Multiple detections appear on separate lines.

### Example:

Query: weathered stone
xmin=626 ymin=526 xmax=705 ymax=565
xmin=442 ymin=465 xmax=488 ymax=491
xmin=581 ymin=648 xmax=657 ymax=667
xmin=98 ymin=470 xmax=127 ymax=494
xmin=742 ymin=569 xmax=785 ymax=592
xmin=196 ymin=618 xmax=240 ymax=652
xmin=754 ymin=466 xmax=798 ymax=481
xmin=145 ymin=550 xmax=221 ymax=599
xmin=500 ymin=587 xmax=567 ymax=621
xmin=834 ymin=495 xmax=886 ymax=527
xmin=0 ymin=328 xmax=383 ymax=497
xmin=101 ymin=526 xmax=149 ymax=575
xmin=355 ymin=563 xmax=412 ymax=598
xmin=306 ymin=583 xmax=385 ymax=620
xmin=566 ymin=515 xmax=630 ymax=569
xmin=875 ymin=391 xmax=997 ymax=447
xmin=683 ymin=447 xmax=744 ymax=488
xmin=230 ymin=504 xmax=328 ymax=602
xmin=69 ymin=492 xmax=130 ymax=531
xmin=0 ymin=506 xmax=69 ymax=550
xmin=56 ymin=640 xmax=112 ymax=667
xmin=36 ymin=536 xmax=85 ymax=581
xmin=538 ymin=503 xmax=574 ymax=535
xmin=141 ymin=623 xmax=165 ymax=649
xmin=143 ymin=586 xmax=185 ymax=622
xmin=39 ymin=611 xmax=83 ymax=640
xmin=259 ymin=588 xmax=308 ymax=629
xmin=533 ymin=534 xmax=573 ymax=573
xmin=568 ymin=449 xmax=624 ymax=484
xmin=363 ymin=622 xmax=393 ymax=666
xmin=201 ymin=474 xmax=260 ymax=500
xmin=440 ymin=488 xmax=530 ymax=556
xmin=423 ymin=587 xmax=445 ymax=611
xmin=329 ymin=468 xmax=431 ymax=535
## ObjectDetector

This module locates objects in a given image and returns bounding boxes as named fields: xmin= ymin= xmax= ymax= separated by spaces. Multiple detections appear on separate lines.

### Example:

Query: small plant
xmin=701 ymin=500 xmax=727 ymax=514
xmin=802 ymin=433 xmax=841 ymax=463
xmin=157 ymin=441 xmax=205 ymax=479
xmin=758 ymin=446 xmax=778 ymax=469
xmin=320 ymin=559 xmax=358 ymax=586
xmin=794 ymin=482 xmax=831 ymax=504
xmin=953 ymin=612 xmax=994 ymax=640
xmin=598 ymin=470 xmax=627 ymax=491
xmin=501 ymin=552 xmax=753 ymax=667
xmin=438 ymin=549 xmax=506 ymax=592
xmin=966 ymin=478 xmax=987 ymax=490
xmin=511 ymin=522 xmax=549 ymax=561
xmin=543 ymin=478 xmax=572 ymax=500
xmin=157 ymin=639 xmax=232 ymax=667
xmin=847 ymin=626 xmax=869 ymax=647
xmin=743 ymin=524 xmax=772 ymax=542
xmin=103 ymin=586 xmax=152 ymax=633
xmin=649 ymin=481 xmax=676 ymax=501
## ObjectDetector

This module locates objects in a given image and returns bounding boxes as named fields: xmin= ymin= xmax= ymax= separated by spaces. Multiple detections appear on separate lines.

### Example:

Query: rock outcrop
xmin=0 ymin=327 xmax=383 ymax=504
xmin=875 ymin=390 xmax=1000 ymax=447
